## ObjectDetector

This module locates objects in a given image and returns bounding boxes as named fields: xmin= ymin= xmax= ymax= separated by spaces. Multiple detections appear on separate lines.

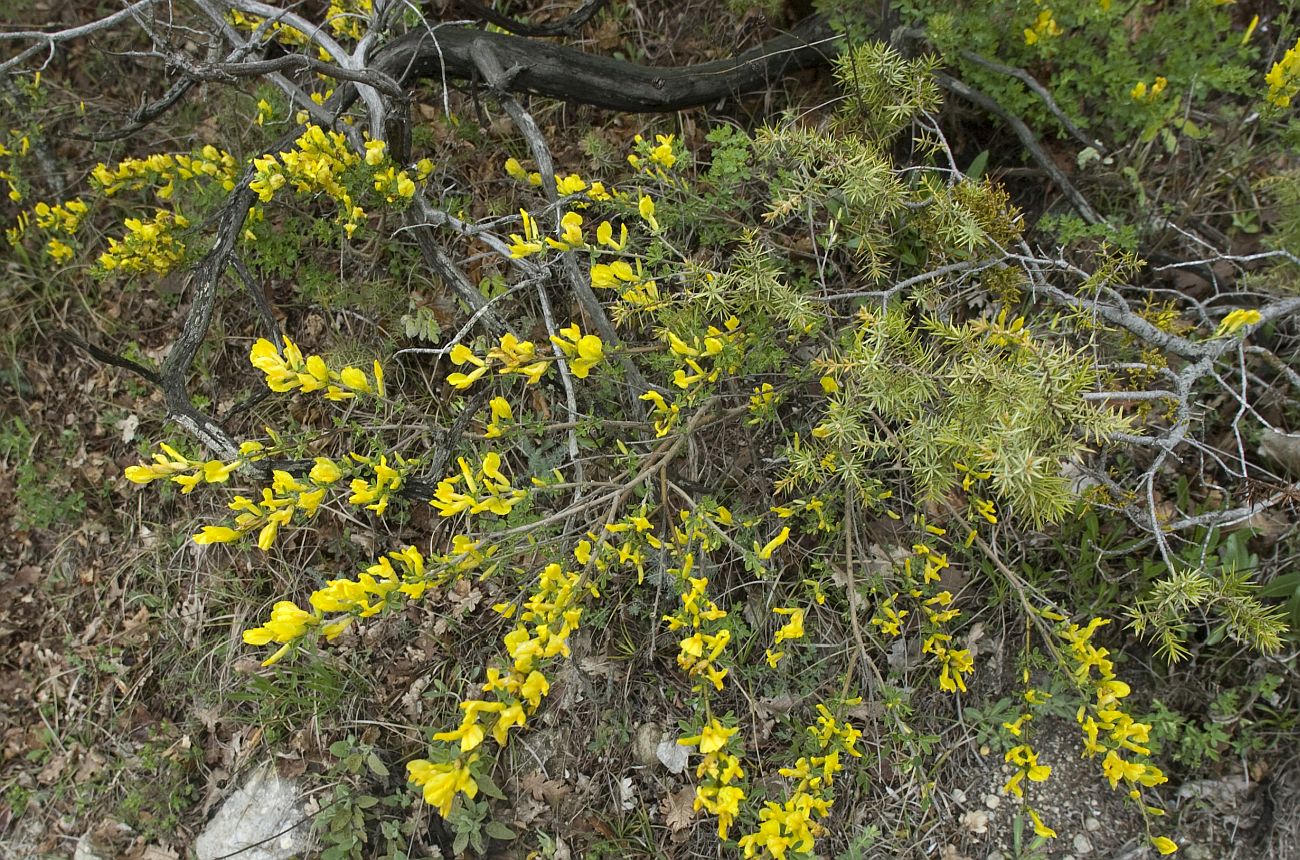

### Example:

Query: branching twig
xmin=958 ymin=50 xmax=1104 ymax=153
xmin=937 ymin=72 xmax=1104 ymax=226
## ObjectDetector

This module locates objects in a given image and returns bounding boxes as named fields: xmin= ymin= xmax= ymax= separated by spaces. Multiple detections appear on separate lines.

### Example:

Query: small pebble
xmin=1073 ymin=834 xmax=1093 ymax=855
xmin=983 ymin=793 xmax=1001 ymax=810
xmin=961 ymin=809 xmax=989 ymax=835
xmin=951 ymin=788 xmax=967 ymax=804
xmin=1084 ymin=817 xmax=1101 ymax=832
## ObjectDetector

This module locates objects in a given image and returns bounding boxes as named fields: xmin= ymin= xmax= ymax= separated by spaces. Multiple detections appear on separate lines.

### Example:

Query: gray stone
xmin=194 ymin=764 xmax=312 ymax=860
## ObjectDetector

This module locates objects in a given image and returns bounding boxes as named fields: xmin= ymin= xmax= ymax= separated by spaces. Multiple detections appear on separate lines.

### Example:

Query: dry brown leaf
xmin=521 ymin=770 xmax=570 ymax=807
xmin=661 ymin=787 xmax=695 ymax=833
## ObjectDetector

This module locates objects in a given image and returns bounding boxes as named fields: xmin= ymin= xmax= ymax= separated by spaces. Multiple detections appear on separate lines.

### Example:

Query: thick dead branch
xmin=373 ymin=14 xmax=837 ymax=112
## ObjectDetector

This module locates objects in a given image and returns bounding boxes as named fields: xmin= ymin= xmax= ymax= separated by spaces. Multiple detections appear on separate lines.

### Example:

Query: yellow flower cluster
xmin=549 ymin=323 xmax=605 ymax=378
xmin=249 ymin=126 xmax=427 ymax=239
xmin=639 ymin=389 xmax=681 ymax=437
xmin=92 ymin=146 xmax=238 ymax=199
xmin=192 ymin=468 xmax=326 ymax=551
xmin=249 ymin=336 xmax=385 ymax=400
xmin=346 ymin=452 xmax=414 ymax=516
xmin=679 ymin=717 xmax=746 ymax=839
xmin=664 ymin=316 xmax=745 ymax=391
xmin=584 ymin=506 xmax=665 ymax=583
xmin=995 ymin=675 xmax=1059 ymax=839
xmin=1 ymin=129 xmax=32 ymax=202
xmin=1023 ymin=9 xmax=1063 ymax=46
xmin=326 ymin=0 xmax=373 ymax=41
xmin=1003 ymin=743 xmax=1053 ymax=799
xmin=483 ymin=396 xmax=513 ymax=439
xmin=737 ymin=704 xmax=863 ymax=859
xmin=627 ymin=133 xmax=678 ymax=178
xmin=226 ymin=10 xmax=310 ymax=46
xmin=871 ymin=538 xmax=975 ymax=693
xmin=503 ymin=159 xmax=613 ymax=202
xmin=1057 ymin=616 xmax=1177 ymax=855
xmin=665 ymin=568 xmax=731 ymax=691
xmin=409 ymin=558 xmax=595 ymax=817
xmin=124 ymin=442 xmax=255 ymax=492
xmin=243 ymin=539 xmax=494 ymax=667
xmin=98 ymin=210 xmax=190 ymax=274
xmin=771 ymin=496 xmax=833 ymax=532
xmin=1265 ymin=37 xmax=1300 ymax=108
xmin=591 ymin=255 xmax=661 ymax=310
xmin=764 ymin=606 xmax=805 ymax=667
xmin=11 ymin=198 xmax=91 ymax=262
xmin=448 ymin=329 xmax=594 ymax=389
xmin=1130 ymin=76 xmax=1168 ymax=102
xmin=428 ymin=451 xmax=525 ymax=518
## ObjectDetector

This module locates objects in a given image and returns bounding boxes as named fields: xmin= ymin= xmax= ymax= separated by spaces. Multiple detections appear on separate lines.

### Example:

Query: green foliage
xmin=1129 ymin=531 xmax=1289 ymax=661
xmin=316 ymin=737 xmax=418 ymax=860
xmin=1 ymin=418 xmax=86 ymax=530
xmin=1146 ymin=674 xmax=1291 ymax=770
xmin=900 ymin=0 xmax=1266 ymax=143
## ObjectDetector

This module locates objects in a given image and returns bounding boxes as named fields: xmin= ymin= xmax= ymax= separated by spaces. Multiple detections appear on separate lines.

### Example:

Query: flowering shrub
xmin=12 ymin=3 xmax=1297 ymax=856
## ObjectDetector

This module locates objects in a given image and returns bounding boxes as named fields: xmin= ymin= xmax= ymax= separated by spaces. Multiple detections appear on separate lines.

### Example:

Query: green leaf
xmin=476 ymin=771 xmax=507 ymax=800
xmin=484 ymin=821 xmax=516 ymax=840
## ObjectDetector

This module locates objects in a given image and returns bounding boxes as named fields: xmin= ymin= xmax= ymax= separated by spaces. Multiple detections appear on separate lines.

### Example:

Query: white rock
xmin=633 ymin=722 xmax=661 ymax=768
xmin=983 ymin=793 xmax=1001 ymax=810
xmin=1084 ymin=817 xmax=1101 ymax=832
xmin=1073 ymin=833 xmax=1093 ymax=855
xmin=194 ymin=764 xmax=312 ymax=860
xmin=656 ymin=735 xmax=689 ymax=775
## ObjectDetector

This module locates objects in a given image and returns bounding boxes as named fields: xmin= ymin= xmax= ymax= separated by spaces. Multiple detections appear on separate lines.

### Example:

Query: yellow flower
xmin=545 ymin=211 xmax=585 ymax=251
xmin=1028 ymin=808 xmax=1057 ymax=839
xmin=1151 ymin=836 xmax=1179 ymax=855
xmin=1024 ymin=9 xmax=1062 ymax=46
xmin=520 ymin=670 xmax=550 ymax=708
xmin=555 ymin=173 xmax=587 ymax=195
xmin=507 ymin=209 xmax=544 ymax=258
xmin=243 ymin=600 xmax=314 ymax=646
xmin=504 ymin=157 xmax=529 ymax=181
xmin=407 ymin=758 xmax=479 ymax=818
xmin=638 ymin=194 xmax=659 ymax=231
xmin=311 ymin=457 xmax=342 ymax=484
xmin=549 ymin=323 xmax=604 ymax=378
xmin=773 ymin=607 xmax=805 ymax=645
xmin=491 ymin=703 xmax=527 ymax=744
xmin=338 ymin=365 xmax=371 ymax=393
xmin=756 ymin=526 xmax=791 ymax=560
xmin=447 ymin=365 xmax=488 ymax=389
xmin=1215 ymin=308 xmax=1261 ymax=337
xmin=650 ymin=134 xmax=676 ymax=169
xmin=1266 ymin=37 xmax=1300 ymax=108
xmin=679 ymin=719 xmax=739 ymax=754
xmin=595 ymin=220 xmax=627 ymax=249
xmin=364 ymin=139 xmax=387 ymax=166
xmin=193 ymin=525 xmax=242 ymax=544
